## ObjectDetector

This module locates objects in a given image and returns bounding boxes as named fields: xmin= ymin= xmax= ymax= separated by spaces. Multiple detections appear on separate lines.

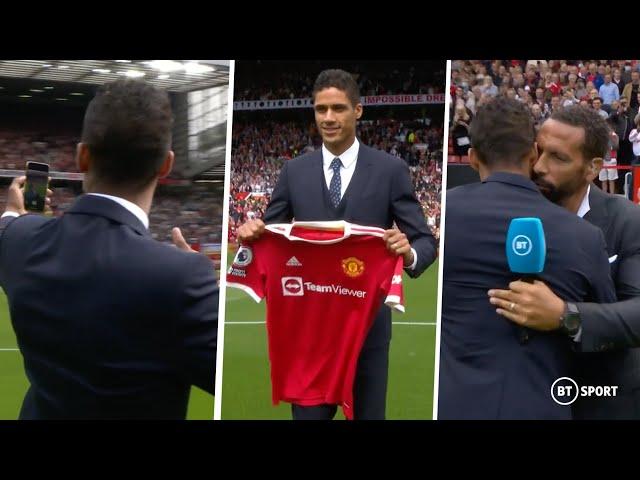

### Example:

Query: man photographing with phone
xmin=0 ymin=79 xmax=218 ymax=419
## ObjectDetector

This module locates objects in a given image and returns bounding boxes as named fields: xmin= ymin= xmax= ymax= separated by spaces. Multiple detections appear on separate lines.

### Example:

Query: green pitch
xmin=0 ymin=289 xmax=213 ymax=420
xmin=220 ymin=253 xmax=440 ymax=420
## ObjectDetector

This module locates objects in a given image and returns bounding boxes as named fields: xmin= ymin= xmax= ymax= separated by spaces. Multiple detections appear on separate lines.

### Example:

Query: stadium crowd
xmin=0 ymin=184 xmax=224 ymax=246
xmin=229 ymin=119 xmax=443 ymax=242
xmin=149 ymin=186 xmax=224 ymax=245
xmin=450 ymin=60 xmax=640 ymax=194
xmin=0 ymin=130 xmax=78 ymax=172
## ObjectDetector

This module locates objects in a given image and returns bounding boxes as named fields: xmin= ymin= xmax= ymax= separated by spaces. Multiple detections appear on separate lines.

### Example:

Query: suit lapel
xmin=343 ymin=143 xmax=373 ymax=217
xmin=584 ymin=184 xmax=611 ymax=244
xmin=308 ymin=149 xmax=326 ymax=211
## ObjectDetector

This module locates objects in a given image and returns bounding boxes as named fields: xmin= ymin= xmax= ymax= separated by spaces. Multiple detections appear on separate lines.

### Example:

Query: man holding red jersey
xmin=236 ymin=68 xmax=437 ymax=420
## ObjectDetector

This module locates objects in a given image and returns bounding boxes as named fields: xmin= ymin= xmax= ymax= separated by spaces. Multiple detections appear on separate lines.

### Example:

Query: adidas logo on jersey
xmin=286 ymin=256 xmax=302 ymax=267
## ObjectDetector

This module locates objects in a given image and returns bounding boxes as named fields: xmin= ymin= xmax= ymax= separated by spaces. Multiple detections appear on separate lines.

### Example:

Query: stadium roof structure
xmin=0 ymin=60 xmax=230 ymax=106
xmin=0 ymin=60 xmax=229 ymax=91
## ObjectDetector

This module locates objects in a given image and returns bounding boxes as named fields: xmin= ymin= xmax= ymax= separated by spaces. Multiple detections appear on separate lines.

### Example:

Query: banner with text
xmin=234 ymin=93 xmax=445 ymax=110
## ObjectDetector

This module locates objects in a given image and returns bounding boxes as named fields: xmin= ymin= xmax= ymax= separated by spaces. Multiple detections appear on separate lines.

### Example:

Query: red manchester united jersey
xmin=226 ymin=221 xmax=405 ymax=420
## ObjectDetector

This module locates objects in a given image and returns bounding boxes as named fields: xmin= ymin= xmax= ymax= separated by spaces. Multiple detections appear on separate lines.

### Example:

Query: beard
xmin=532 ymin=171 xmax=582 ymax=204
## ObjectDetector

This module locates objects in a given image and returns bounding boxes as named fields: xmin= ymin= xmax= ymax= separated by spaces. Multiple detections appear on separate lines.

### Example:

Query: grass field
xmin=220 ymin=251 xmax=439 ymax=420
xmin=0 ymin=289 xmax=213 ymax=420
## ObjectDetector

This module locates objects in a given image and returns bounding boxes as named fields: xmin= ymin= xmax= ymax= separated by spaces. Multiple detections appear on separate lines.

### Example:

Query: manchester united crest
xmin=342 ymin=257 xmax=364 ymax=278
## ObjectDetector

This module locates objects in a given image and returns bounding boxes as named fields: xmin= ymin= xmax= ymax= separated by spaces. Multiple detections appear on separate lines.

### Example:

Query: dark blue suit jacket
xmin=0 ymin=195 xmax=218 ymax=419
xmin=264 ymin=142 xmax=437 ymax=347
xmin=439 ymin=173 xmax=615 ymax=419
xmin=571 ymin=185 xmax=640 ymax=418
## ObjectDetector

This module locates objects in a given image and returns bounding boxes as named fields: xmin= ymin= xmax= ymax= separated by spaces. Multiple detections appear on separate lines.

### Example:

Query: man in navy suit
xmin=237 ymin=69 xmax=438 ymax=420
xmin=489 ymin=105 xmax=640 ymax=419
xmin=0 ymin=79 xmax=218 ymax=419
xmin=438 ymin=97 xmax=615 ymax=419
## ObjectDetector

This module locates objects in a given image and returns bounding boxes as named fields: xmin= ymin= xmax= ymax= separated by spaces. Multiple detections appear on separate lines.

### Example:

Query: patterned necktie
xmin=329 ymin=157 xmax=343 ymax=208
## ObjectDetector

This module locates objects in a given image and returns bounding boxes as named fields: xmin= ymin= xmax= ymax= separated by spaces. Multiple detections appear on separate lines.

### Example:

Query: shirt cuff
xmin=571 ymin=326 xmax=582 ymax=343
xmin=405 ymin=247 xmax=418 ymax=271
xmin=1 ymin=211 xmax=20 ymax=219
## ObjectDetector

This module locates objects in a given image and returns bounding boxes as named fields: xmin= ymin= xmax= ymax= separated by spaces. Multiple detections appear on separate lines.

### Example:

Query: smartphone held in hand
xmin=24 ymin=161 xmax=49 ymax=213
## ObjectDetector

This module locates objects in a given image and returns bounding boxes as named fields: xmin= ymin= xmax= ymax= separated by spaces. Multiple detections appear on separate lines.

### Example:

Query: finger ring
xmin=510 ymin=302 xmax=516 ymax=311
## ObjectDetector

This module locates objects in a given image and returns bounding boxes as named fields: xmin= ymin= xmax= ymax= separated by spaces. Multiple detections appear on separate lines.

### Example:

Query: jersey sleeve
xmin=383 ymin=256 xmax=405 ymax=313
xmin=226 ymin=243 xmax=265 ymax=303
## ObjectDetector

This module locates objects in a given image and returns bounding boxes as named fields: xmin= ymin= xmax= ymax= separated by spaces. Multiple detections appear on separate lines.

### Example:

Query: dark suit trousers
xmin=291 ymin=342 xmax=390 ymax=420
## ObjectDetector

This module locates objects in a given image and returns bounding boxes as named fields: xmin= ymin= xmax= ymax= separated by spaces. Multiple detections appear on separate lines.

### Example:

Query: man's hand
xmin=6 ymin=176 xmax=52 ymax=216
xmin=172 ymin=227 xmax=196 ymax=253
xmin=237 ymin=219 xmax=266 ymax=243
xmin=383 ymin=228 xmax=413 ymax=267
xmin=488 ymin=280 xmax=565 ymax=331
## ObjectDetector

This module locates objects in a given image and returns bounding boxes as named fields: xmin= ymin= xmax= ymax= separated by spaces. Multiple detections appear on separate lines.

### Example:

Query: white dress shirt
xmin=87 ymin=193 xmax=149 ymax=229
xmin=576 ymin=184 xmax=591 ymax=219
xmin=322 ymin=139 xmax=360 ymax=198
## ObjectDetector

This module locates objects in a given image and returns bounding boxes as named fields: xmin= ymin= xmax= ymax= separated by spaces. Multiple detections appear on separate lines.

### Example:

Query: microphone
xmin=505 ymin=217 xmax=547 ymax=344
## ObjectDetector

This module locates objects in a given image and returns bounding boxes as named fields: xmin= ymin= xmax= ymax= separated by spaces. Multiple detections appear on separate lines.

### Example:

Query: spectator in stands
xmin=599 ymin=74 xmax=620 ymax=106
xmin=599 ymin=123 xmax=619 ymax=194
xmin=594 ymin=64 xmax=606 ymax=90
xmin=547 ymin=73 xmax=562 ymax=97
xmin=482 ymin=76 xmax=498 ymax=97
xmin=451 ymin=104 xmax=471 ymax=157
xmin=629 ymin=115 xmax=640 ymax=165
xmin=622 ymin=71 xmax=640 ymax=114
xmin=530 ymin=103 xmax=547 ymax=132
xmin=613 ymin=68 xmax=625 ymax=95
xmin=593 ymin=97 xmax=609 ymax=120
xmin=562 ymin=88 xmax=579 ymax=108
xmin=575 ymin=78 xmax=588 ymax=100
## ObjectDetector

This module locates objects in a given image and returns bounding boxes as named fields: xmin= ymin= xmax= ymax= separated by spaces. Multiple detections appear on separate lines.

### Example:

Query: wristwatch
xmin=559 ymin=302 xmax=581 ymax=337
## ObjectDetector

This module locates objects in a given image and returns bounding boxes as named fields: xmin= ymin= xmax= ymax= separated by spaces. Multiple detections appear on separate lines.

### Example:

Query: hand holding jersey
xmin=383 ymin=228 xmax=414 ymax=267
xmin=237 ymin=218 xmax=266 ymax=243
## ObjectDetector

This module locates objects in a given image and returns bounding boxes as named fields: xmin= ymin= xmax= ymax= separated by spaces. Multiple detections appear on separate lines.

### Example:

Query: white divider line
xmin=432 ymin=59 xmax=452 ymax=421
xmin=0 ymin=348 xmax=19 ymax=351
xmin=213 ymin=59 xmax=236 ymax=422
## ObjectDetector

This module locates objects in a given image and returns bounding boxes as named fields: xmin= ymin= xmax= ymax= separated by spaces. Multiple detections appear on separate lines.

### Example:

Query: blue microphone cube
xmin=506 ymin=217 xmax=546 ymax=274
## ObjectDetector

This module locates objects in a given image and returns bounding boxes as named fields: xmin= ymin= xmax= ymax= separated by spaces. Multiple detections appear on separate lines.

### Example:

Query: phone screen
xmin=24 ymin=163 xmax=49 ymax=212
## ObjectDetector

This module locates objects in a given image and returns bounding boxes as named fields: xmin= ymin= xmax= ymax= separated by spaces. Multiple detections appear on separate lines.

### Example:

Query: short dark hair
xmin=81 ymin=79 xmax=173 ymax=189
xmin=469 ymin=97 xmax=535 ymax=168
xmin=550 ymin=105 xmax=610 ymax=161
xmin=312 ymin=69 xmax=360 ymax=107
